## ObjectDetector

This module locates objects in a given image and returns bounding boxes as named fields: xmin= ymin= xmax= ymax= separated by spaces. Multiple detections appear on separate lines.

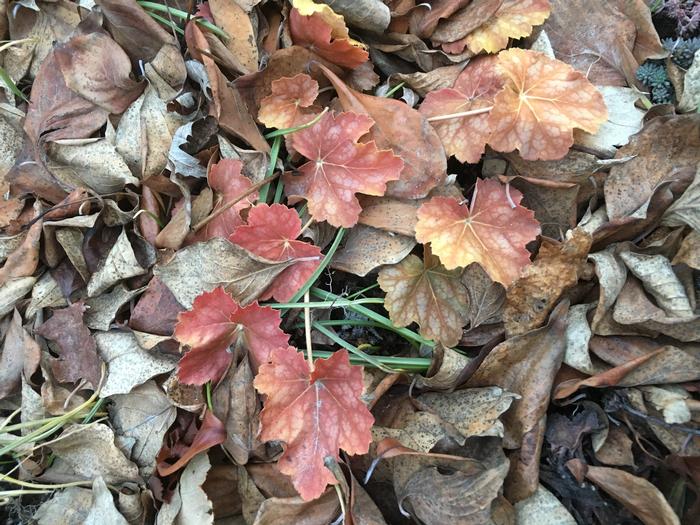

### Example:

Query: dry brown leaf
xmin=209 ymin=0 xmax=258 ymax=73
xmin=460 ymin=263 xmax=505 ymax=330
xmin=331 ymin=225 xmax=416 ymax=277
xmin=0 ymin=309 xmax=40 ymax=400
xmin=504 ymin=229 xmax=591 ymax=336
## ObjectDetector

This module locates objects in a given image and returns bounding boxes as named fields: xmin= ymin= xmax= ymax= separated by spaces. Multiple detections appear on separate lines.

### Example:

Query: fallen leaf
xmin=466 ymin=0 xmax=551 ymax=54
xmin=174 ymin=287 xmax=289 ymax=384
xmin=94 ymin=331 xmax=178 ymax=398
xmin=129 ymin=277 xmax=184 ymax=336
xmin=189 ymin=159 xmax=256 ymax=243
xmin=604 ymin=115 xmax=700 ymax=219
xmin=585 ymin=466 xmax=680 ymax=525
xmin=258 ymin=74 xmax=319 ymax=129
xmin=428 ymin=0 xmax=501 ymax=44
xmin=487 ymin=49 xmax=608 ymax=161
xmin=0 ymin=203 xmax=42 ymax=285
xmin=415 ymin=178 xmax=541 ymax=285
xmin=378 ymin=249 xmax=468 ymax=348
xmin=514 ymin=484 xmax=577 ymax=525
xmin=673 ymin=230 xmax=700 ymax=269
xmin=36 ymin=302 xmax=102 ymax=390
xmin=157 ymin=411 xmax=226 ymax=477
xmin=331 ymin=224 xmax=416 ymax=277
xmin=285 ymin=111 xmax=403 ymax=227
xmin=86 ymin=228 xmax=147 ymax=297
xmin=229 ymin=203 xmax=322 ymax=302
xmin=320 ymin=64 xmax=447 ymax=199
xmin=209 ymin=0 xmax=258 ymax=73
xmin=0 ymin=309 xmax=40 ymax=400
xmin=504 ymin=229 xmax=591 ymax=336
xmin=467 ymin=301 xmax=569 ymax=501
xmin=255 ymin=347 xmax=374 ymax=500
xmin=49 ymin=423 xmax=141 ymax=485
xmin=154 ymin=237 xmax=294 ymax=308
xmin=289 ymin=7 xmax=368 ymax=69
xmin=662 ymin=167 xmax=700 ymax=232
xmin=419 ymin=55 xmax=503 ymax=163
xmin=33 ymin=487 xmax=92 ymax=525
xmin=84 ymin=477 xmax=128 ymax=525
xmin=461 ymin=262 xmax=506 ymax=330
xmin=84 ymin=284 xmax=142 ymax=331
xmin=109 ymin=381 xmax=177 ymax=478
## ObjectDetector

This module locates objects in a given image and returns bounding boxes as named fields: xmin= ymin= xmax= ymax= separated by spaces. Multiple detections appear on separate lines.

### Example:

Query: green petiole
xmin=137 ymin=1 xmax=229 ymax=40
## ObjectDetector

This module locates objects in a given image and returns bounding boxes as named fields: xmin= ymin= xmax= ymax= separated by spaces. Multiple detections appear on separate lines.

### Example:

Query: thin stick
xmin=299 ymin=216 xmax=315 ymax=235
xmin=426 ymin=106 xmax=493 ymax=122
xmin=304 ymin=291 xmax=314 ymax=372
xmin=191 ymin=173 xmax=279 ymax=233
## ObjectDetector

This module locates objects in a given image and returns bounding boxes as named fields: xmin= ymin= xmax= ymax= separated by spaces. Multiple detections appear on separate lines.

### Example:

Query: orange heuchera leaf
xmin=254 ymin=347 xmax=374 ymax=500
xmin=190 ymin=159 xmax=257 ymax=243
xmin=419 ymin=56 xmax=503 ymax=164
xmin=229 ymin=204 xmax=322 ymax=302
xmin=258 ymin=73 xmax=319 ymax=129
xmin=487 ymin=48 xmax=608 ymax=161
xmin=285 ymin=111 xmax=403 ymax=228
xmin=415 ymin=178 xmax=541 ymax=286
xmin=466 ymin=0 xmax=551 ymax=54
xmin=174 ymin=287 xmax=289 ymax=384
xmin=289 ymin=8 xmax=368 ymax=69
xmin=378 ymin=249 xmax=468 ymax=348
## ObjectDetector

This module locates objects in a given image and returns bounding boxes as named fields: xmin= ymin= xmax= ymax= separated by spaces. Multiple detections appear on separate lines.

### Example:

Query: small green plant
xmin=636 ymin=61 xmax=674 ymax=104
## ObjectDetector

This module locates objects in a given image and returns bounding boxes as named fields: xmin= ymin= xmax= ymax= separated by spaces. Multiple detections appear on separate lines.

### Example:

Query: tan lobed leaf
xmin=378 ymin=249 xmax=468 ymax=348
xmin=467 ymin=301 xmax=569 ymax=502
xmin=605 ymin=115 xmax=700 ymax=220
xmin=466 ymin=0 xmax=551 ymax=54
xmin=419 ymin=55 xmax=503 ymax=164
xmin=461 ymin=262 xmax=506 ymax=330
xmin=415 ymin=178 xmax=541 ymax=286
xmin=257 ymin=73 xmax=319 ymax=129
xmin=585 ymin=466 xmax=680 ymax=525
xmin=319 ymin=64 xmax=447 ymax=199
xmin=504 ymin=229 xmax=592 ymax=336
xmin=487 ymin=49 xmax=608 ymax=161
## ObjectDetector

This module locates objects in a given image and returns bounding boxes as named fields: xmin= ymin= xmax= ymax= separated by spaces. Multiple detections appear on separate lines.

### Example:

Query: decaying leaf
xmin=174 ymin=287 xmax=289 ymax=384
xmin=258 ymin=73 xmax=319 ymax=129
xmin=286 ymin=111 xmax=403 ymax=227
xmin=415 ymin=178 xmax=541 ymax=285
xmin=255 ymin=348 xmax=374 ymax=500
xmin=488 ymin=48 xmax=608 ymax=160
xmin=378 ymin=249 xmax=468 ymax=348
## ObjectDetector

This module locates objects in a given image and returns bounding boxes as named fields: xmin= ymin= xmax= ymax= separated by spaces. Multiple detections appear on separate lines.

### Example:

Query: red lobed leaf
xmin=419 ymin=55 xmax=503 ymax=164
xmin=174 ymin=287 xmax=289 ymax=384
xmin=415 ymin=178 xmax=541 ymax=286
xmin=229 ymin=204 xmax=322 ymax=302
xmin=254 ymin=347 xmax=374 ymax=500
xmin=285 ymin=111 xmax=403 ymax=227
xmin=258 ymin=73 xmax=319 ymax=129
xmin=189 ymin=159 xmax=257 ymax=243
xmin=289 ymin=8 xmax=368 ymax=69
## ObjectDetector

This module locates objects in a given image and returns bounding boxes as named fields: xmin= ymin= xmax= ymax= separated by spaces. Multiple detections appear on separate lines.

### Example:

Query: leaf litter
xmin=0 ymin=1 xmax=698 ymax=524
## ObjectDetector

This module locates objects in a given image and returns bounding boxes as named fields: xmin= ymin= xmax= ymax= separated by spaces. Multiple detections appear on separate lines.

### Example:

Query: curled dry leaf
xmin=419 ymin=55 xmax=503 ymax=164
xmin=285 ymin=111 xmax=403 ymax=227
xmin=378 ymin=249 xmax=468 ymax=348
xmin=174 ymin=287 xmax=289 ymax=384
xmin=289 ymin=7 xmax=368 ymax=69
xmin=255 ymin=347 xmax=374 ymax=501
xmin=415 ymin=178 xmax=541 ymax=286
xmin=229 ymin=204 xmax=322 ymax=302
xmin=487 ymin=48 xmax=608 ymax=161
xmin=258 ymin=74 xmax=319 ymax=129
xmin=466 ymin=0 xmax=552 ymax=54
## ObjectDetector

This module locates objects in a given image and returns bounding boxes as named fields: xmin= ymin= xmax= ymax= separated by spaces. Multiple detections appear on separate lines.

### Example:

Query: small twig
xmin=299 ymin=216 xmax=314 ymax=235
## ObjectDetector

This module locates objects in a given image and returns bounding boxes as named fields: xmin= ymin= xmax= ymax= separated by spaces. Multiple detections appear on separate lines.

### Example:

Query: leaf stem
xmin=310 ymin=350 xmax=431 ymax=372
xmin=382 ymin=82 xmax=405 ymax=98
xmin=426 ymin=106 xmax=493 ymax=122
xmin=257 ymin=135 xmax=282 ymax=204
xmin=312 ymin=322 xmax=396 ymax=373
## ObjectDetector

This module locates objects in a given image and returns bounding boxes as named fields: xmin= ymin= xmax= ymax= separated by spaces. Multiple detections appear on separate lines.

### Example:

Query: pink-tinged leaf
xmin=487 ymin=48 xmax=608 ymax=161
xmin=285 ymin=111 xmax=403 ymax=227
xmin=189 ymin=159 xmax=257 ymax=243
xmin=289 ymin=8 xmax=368 ymax=69
xmin=258 ymin=74 xmax=319 ymax=129
xmin=174 ymin=287 xmax=289 ymax=384
xmin=156 ymin=410 xmax=226 ymax=477
xmin=415 ymin=178 xmax=541 ymax=286
xmin=420 ymin=56 xmax=503 ymax=164
xmin=255 ymin=347 xmax=374 ymax=500
xmin=229 ymin=204 xmax=322 ymax=302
